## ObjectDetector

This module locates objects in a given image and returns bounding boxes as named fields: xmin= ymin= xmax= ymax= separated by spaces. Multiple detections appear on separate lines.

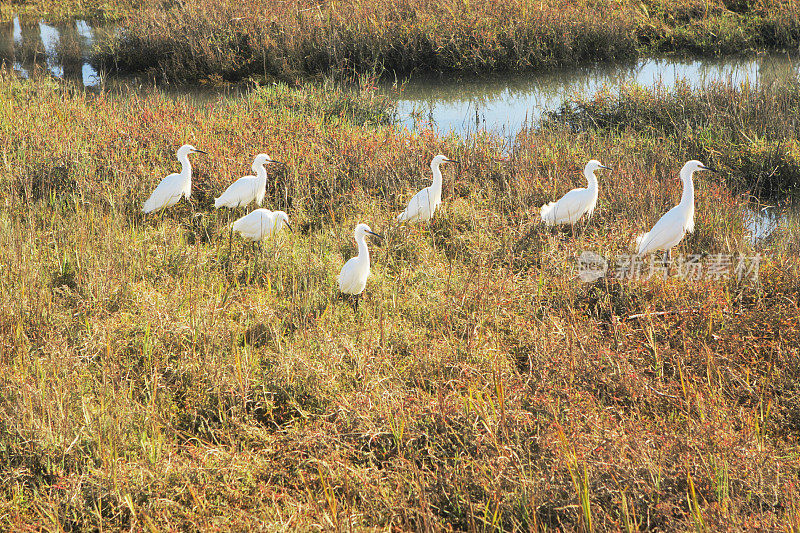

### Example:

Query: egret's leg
xmin=159 ymin=205 xmax=169 ymax=258
xmin=579 ymin=218 xmax=588 ymax=239
xmin=228 ymin=210 xmax=234 ymax=256
xmin=229 ymin=225 xmax=234 ymax=262
xmin=187 ymin=198 xmax=200 ymax=245
xmin=256 ymin=239 xmax=265 ymax=276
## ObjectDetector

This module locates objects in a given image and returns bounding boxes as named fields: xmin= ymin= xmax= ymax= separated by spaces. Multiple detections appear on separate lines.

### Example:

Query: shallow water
xmin=390 ymin=54 xmax=800 ymax=136
xmin=0 ymin=17 xmax=106 ymax=86
xmin=745 ymin=202 xmax=799 ymax=245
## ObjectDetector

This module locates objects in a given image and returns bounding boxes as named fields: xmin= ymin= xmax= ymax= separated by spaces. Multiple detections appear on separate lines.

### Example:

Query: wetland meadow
xmin=2 ymin=0 xmax=800 ymax=530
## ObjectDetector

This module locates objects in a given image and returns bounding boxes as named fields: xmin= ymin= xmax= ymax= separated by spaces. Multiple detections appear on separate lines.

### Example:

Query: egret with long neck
xmin=540 ymin=159 xmax=611 ymax=226
xmin=397 ymin=154 xmax=458 ymax=224
xmin=142 ymin=144 xmax=206 ymax=214
xmin=338 ymin=223 xmax=382 ymax=307
xmin=636 ymin=160 xmax=715 ymax=259
xmin=215 ymin=153 xmax=284 ymax=209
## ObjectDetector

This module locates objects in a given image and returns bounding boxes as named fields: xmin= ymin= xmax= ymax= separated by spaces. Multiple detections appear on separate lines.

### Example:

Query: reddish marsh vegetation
xmin=1 ymin=72 xmax=799 ymax=529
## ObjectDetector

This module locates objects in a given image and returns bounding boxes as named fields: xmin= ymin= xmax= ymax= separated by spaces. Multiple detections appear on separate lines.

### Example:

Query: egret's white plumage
xmin=142 ymin=144 xmax=206 ymax=213
xmin=540 ymin=159 xmax=611 ymax=226
xmin=397 ymin=154 xmax=458 ymax=224
xmin=338 ymin=223 xmax=382 ymax=296
xmin=636 ymin=160 xmax=714 ymax=256
xmin=232 ymin=209 xmax=291 ymax=241
xmin=215 ymin=153 xmax=282 ymax=209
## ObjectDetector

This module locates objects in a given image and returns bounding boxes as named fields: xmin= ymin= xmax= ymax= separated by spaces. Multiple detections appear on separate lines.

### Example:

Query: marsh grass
xmin=0 ymin=0 xmax=148 ymax=24
xmin=89 ymin=0 xmax=800 ymax=83
xmin=1 ymin=71 xmax=799 ymax=530
xmin=549 ymin=79 xmax=800 ymax=198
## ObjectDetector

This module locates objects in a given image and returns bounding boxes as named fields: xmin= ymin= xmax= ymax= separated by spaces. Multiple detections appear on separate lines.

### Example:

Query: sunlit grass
xmin=1 ymin=70 xmax=799 ymax=529
xmin=87 ymin=0 xmax=800 ymax=82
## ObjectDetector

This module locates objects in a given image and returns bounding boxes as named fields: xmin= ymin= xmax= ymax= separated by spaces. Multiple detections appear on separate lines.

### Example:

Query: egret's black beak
xmin=600 ymin=164 xmax=613 ymax=171
xmin=366 ymin=230 xmax=383 ymax=238
xmin=446 ymin=159 xmax=460 ymax=164
xmin=285 ymin=221 xmax=293 ymax=232
xmin=700 ymin=165 xmax=716 ymax=172
xmin=270 ymin=160 xmax=286 ymax=166
xmin=194 ymin=149 xmax=208 ymax=155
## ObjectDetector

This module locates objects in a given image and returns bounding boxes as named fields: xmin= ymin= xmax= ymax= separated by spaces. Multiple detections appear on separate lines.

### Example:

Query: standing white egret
xmin=396 ymin=154 xmax=458 ymax=224
xmin=636 ymin=160 xmax=715 ymax=260
xmin=214 ymin=153 xmax=284 ymax=209
xmin=142 ymin=144 xmax=207 ymax=214
xmin=540 ymin=159 xmax=611 ymax=226
xmin=338 ymin=223 xmax=382 ymax=305
xmin=232 ymin=209 xmax=292 ymax=241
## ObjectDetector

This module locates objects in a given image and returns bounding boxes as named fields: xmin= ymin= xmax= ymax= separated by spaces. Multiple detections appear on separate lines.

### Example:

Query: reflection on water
xmin=745 ymin=200 xmax=800 ymax=244
xmin=392 ymin=55 xmax=800 ymax=136
xmin=746 ymin=206 xmax=783 ymax=243
xmin=0 ymin=16 xmax=103 ymax=87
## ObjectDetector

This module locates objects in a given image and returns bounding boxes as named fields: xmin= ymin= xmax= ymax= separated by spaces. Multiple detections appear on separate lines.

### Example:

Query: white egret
xmin=338 ymin=223 xmax=382 ymax=305
xmin=636 ymin=160 xmax=715 ymax=260
xmin=396 ymin=154 xmax=458 ymax=224
xmin=232 ymin=209 xmax=292 ymax=241
xmin=214 ymin=153 xmax=284 ymax=209
xmin=540 ymin=159 xmax=611 ymax=226
xmin=142 ymin=144 xmax=207 ymax=214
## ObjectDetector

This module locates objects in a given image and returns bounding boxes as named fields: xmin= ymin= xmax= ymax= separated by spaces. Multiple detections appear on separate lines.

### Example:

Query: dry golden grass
xmin=88 ymin=0 xmax=800 ymax=81
xmin=0 ymin=0 xmax=151 ymax=23
xmin=1 ymin=71 xmax=799 ymax=530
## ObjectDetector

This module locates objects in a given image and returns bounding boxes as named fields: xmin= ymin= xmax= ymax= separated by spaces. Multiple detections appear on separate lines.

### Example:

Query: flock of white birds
xmin=142 ymin=144 xmax=714 ymax=301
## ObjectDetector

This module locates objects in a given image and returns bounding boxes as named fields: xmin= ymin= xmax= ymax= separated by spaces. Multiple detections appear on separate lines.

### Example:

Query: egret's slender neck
xmin=178 ymin=152 xmax=192 ymax=180
xmin=679 ymin=169 xmax=695 ymax=207
xmin=431 ymin=162 xmax=443 ymax=198
xmin=356 ymin=233 xmax=370 ymax=262
xmin=584 ymin=167 xmax=598 ymax=191
xmin=253 ymin=162 xmax=267 ymax=185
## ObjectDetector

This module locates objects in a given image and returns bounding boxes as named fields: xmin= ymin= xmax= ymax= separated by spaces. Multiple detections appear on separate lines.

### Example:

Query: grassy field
xmin=0 ymin=0 xmax=143 ymax=23
xmin=3 ymin=0 xmax=789 ymax=82
xmin=1 ymin=70 xmax=799 ymax=530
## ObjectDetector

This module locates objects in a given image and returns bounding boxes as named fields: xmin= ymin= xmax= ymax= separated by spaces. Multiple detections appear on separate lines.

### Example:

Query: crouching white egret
xmin=636 ymin=160 xmax=715 ymax=260
xmin=540 ymin=159 xmax=611 ymax=226
xmin=338 ymin=223 xmax=382 ymax=307
xmin=215 ymin=153 xmax=284 ymax=209
xmin=397 ymin=154 xmax=458 ymax=224
xmin=232 ymin=209 xmax=292 ymax=241
xmin=142 ymin=144 xmax=207 ymax=214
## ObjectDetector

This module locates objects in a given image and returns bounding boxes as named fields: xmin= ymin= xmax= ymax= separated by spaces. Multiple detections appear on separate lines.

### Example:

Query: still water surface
xmin=391 ymin=55 xmax=800 ymax=136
